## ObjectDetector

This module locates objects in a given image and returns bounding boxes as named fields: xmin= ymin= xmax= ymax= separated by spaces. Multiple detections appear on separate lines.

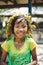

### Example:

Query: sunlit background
xmin=0 ymin=0 xmax=43 ymax=65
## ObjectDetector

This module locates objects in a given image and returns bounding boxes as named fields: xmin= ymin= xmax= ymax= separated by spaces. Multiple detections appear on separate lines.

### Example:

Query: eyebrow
xmin=16 ymin=18 xmax=25 ymax=24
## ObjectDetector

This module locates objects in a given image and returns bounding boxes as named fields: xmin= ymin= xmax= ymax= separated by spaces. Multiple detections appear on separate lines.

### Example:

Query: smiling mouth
xmin=19 ymin=33 xmax=23 ymax=35
xmin=18 ymin=33 xmax=24 ymax=35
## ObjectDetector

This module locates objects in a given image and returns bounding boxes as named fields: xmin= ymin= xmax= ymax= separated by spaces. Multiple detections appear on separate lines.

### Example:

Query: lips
xmin=18 ymin=33 xmax=23 ymax=35
xmin=17 ymin=32 xmax=24 ymax=36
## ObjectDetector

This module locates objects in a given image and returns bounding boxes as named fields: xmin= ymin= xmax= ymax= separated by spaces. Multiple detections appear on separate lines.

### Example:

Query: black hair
xmin=11 ymin=16 xmax=30 ymax=34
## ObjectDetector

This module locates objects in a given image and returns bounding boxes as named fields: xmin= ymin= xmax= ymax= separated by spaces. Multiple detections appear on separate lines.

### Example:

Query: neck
xmin=15 ymin=37 xmax=24 ymax=43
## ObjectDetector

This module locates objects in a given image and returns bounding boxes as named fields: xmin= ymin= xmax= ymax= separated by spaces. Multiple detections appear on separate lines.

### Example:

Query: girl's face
xmin=14 ymin=18 xmax=28 ymax=39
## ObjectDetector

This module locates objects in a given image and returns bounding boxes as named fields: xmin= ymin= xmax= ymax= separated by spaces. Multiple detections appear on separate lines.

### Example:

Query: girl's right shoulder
xmin=1 ymin=37 xmax=12 ymax=52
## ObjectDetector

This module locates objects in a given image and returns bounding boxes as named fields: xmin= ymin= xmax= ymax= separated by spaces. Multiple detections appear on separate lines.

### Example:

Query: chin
xmin=17 ymin=35 xmax=24 ymax=39
xmin=18 ymin=36 xmax=23 ymax=39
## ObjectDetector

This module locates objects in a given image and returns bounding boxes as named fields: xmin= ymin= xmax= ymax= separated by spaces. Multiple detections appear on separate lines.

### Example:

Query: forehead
xmin=15 ymin=18 xmax=27 ymax=25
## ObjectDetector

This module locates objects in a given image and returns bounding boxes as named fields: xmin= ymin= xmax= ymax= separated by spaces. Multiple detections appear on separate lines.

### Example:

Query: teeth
xmin=19 ymin=33 xmax=22 ymax=34
xmin=19 ymin=33 xmax=23 ymax=35
xmin=19 ymin=32 xmax=23 ymax=34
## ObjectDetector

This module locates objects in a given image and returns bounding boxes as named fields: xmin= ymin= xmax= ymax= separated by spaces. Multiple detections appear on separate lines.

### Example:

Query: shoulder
xmin=1 ymin=37 xmax=12 ymax=52
xmin=24 ymin=35 xmax=34 ymax=42
xmin=1 ymin=40 xmax=8 ymax=52
xmin=25 ymin=36 xmax=37 ymax=51
xmin=26 ymin=36 xmax=37 ymax=44
xmin=29 ymin=38 xmax=37 ymax=51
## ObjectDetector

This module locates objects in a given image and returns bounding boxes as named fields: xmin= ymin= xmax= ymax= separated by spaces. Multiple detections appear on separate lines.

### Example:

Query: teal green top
xmin=1 ymin=36 xmax=37 ymax=65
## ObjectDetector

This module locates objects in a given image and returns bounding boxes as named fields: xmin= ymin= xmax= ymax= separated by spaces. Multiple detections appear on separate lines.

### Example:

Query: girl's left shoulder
xmin=25 ymin=36 xmax=37 ymax=51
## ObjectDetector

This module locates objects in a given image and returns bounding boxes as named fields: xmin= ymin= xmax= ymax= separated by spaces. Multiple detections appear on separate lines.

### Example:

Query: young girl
xmin=1 ymin=14 xmax=37 ymax=65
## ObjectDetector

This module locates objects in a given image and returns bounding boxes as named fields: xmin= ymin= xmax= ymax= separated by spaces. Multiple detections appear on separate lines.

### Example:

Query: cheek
xmin=24 ymin=25 xmax=28 ymax=32
xmin=14 ymin=28 xmax=20 ymax=35
xmin=14 ymin=28 xmax=17 ymax=34
xmin=24 ymin=27 xmax=28 ymax=33
xmin=14 ymin=27 xmax=28 ymax=35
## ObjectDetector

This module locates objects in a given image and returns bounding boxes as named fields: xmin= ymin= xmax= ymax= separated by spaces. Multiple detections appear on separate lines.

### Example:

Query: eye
xmin=15 ymin=26 xmax=19 ymax=28
xmin=22 ymin=25 xmax=26 ymax=28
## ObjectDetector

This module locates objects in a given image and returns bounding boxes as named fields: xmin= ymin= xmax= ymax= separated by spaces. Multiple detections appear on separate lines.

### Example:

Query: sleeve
xmin=1 ymin=41 xmax=8 ymax=52
xmin=30 ymin=38 xmax=37 ymax=51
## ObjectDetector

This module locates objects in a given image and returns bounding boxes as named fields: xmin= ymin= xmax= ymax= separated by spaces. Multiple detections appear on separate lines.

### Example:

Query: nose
xmin=19 ymin=28 xmax=23 ymax=31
